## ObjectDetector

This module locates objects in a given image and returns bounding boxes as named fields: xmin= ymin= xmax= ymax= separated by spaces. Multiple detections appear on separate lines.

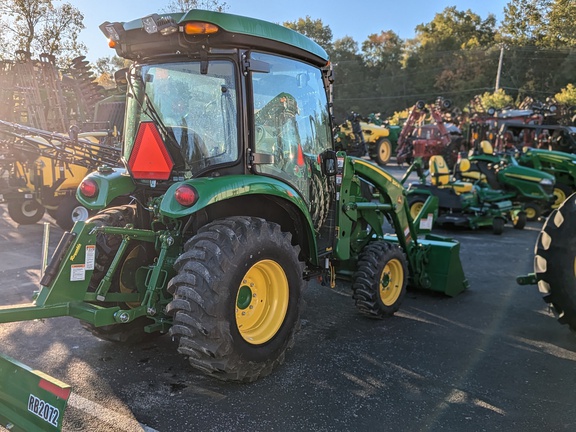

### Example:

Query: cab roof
xmin=101 ymin=9 xmax=329 ymax=65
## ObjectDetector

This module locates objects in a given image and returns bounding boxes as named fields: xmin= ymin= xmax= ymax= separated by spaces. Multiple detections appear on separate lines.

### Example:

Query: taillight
xmin=79 ymin=178 xmax=98 ymax=198
xmin=175 ymin=184 xmax=198 ymax=207
xmin=128 ymin=122 xmax=174 ymax=180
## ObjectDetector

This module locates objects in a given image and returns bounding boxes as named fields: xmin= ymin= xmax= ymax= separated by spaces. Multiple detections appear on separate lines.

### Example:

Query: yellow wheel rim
xmin=379 ymin=258 xmax=404 ymax=306
xmin=410 ymin=202 xmax=424 ymax=219
xmin=552 ymin=187 xmax=567 ymax=209
xmin=236 ymin=259 xmax=289 ymax=345
xmin=378 ymin=141 xmax=391 ymax=163
xmin=525 ymin=207 xmax=537 ymax=220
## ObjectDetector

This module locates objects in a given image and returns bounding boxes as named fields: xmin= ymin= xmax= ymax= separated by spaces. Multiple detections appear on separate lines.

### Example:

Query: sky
xmin=71 ymin=0 xmax=510 ymax=63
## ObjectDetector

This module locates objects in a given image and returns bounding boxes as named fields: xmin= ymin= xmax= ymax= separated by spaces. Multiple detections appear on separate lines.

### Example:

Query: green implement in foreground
xmin=0 ymin=353 xmax=70 ymax=432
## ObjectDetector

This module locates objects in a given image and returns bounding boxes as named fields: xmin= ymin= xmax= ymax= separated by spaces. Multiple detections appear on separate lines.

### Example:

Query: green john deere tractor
xmin=0 ymin=10 xmax=468 ymax=430
xmin=335 ymin=119 xmax=399 ymax=166
xmin=462 ymin=141 xmax=556 ymax=220
xmin=404 ymin=155 xmax=525 ymax=234
xmin=516 ymin=146 xmax=576 ymax=209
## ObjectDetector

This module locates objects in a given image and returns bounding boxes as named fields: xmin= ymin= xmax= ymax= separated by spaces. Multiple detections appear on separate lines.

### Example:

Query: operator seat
xmin=481 ymin=140 xmax=494 ymax=155
xmin=473 ymin=140 xmax=502 ymax=189
xmin=429 ymin=155 xmax=473 ymax=194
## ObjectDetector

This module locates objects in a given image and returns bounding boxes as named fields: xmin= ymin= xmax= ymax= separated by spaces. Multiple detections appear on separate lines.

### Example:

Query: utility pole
xmin=495 ymin=44 xmax=504 ymax=92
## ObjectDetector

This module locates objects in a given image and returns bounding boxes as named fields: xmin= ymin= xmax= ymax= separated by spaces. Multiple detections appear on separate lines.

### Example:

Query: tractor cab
xmin=92 ymin=10 xmax=338 ymax=253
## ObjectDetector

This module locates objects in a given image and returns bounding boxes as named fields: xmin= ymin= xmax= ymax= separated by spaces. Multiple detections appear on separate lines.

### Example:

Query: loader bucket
xmin=418 ymin=234 xmax=469 ymax=297
xmin=0 ymin=353 xmax=70 ymax=431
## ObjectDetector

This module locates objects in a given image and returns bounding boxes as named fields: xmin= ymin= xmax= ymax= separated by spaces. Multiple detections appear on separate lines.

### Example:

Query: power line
xmin=335 ymin=87 xmax=495 ymax=102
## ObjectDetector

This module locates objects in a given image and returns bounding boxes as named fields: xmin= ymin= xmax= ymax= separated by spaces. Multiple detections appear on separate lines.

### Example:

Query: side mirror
xmin=320 ymin=149 xmax=338 ymax=176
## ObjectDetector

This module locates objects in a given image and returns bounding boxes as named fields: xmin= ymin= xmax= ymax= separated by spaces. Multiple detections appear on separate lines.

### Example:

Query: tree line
xmin=284 ymin=0 xmax=576 ymax=121
xmin=0 ymin=0 xmax=574 ymax=122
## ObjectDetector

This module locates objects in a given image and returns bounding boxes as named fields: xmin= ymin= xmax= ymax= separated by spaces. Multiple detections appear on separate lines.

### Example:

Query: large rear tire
xmin=7 ymin=199 xmax=45 ymax=225
xmin=80 ymin=205 xmax=159 ymax=343
xmin=534 ymin=193 xmax=576 ymax=331
xmin=352 ymin=241 xmax=408 ymax=318
xmin=166 ymin=216 xmax=304 ymax=382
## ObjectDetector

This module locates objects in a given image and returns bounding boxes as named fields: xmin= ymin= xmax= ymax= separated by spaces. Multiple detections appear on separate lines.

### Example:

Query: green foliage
xmin=361 ymin=31 xmax=403 ymax=68
xmin=414 ymin=7 xmax=497 ymax=50
xmin=555 ymin=84 xmax=576 ymax=106
xmin=0 ymin=0 xmax=85 ymax=66
xmin=388 ymin=109 xmax=410 ymax=126
xmin=283 ymin=16 xmax=333 ymax=50
xmin=501 ymin=0 xmax=551 ymax=46
xmin=546 ymin=0 xmax=576 ymax=47
xmin=479 ymin=89 xmax=514 ymax=110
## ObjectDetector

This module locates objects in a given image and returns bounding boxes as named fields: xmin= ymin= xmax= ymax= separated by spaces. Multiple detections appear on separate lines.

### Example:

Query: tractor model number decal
xmin=28 ymin=394 xmax=60 ymax=427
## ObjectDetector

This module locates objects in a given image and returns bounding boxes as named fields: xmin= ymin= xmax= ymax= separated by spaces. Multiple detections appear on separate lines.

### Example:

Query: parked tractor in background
xmin=515 ymin=147 xmax=576 ymax=208
xmin=396 ymin=98 xmax=464 ymax=169
xmin=335 ymin=114 xmax=398 ymax=165
xmin=402 ymin=155 xmax=524 ymax=234
xmin=0 ymin=10 xmax=470 ymax=430
xmin=460 ymin=141 xmax=556 ymax=221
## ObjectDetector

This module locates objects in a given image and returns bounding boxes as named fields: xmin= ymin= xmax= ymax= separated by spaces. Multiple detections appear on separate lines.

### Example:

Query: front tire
xmin=167 ymin=217 xmax=304 ymax=382
xmin=534 ymin=194 xmax=576 ymax=331
xmin=352 ymin=241 xmax=408 ymax=318
xmin=523 ymin=202 xmax=542 ymax=221
xmin=492 ymin=217 xmax=505 ymax=235
xmin=512 ymin=211 xmax=527 ymax=230
xmin=407 ymin=195 xmax=427 ymax=220
xmin=552 ymin=183 xmax=572 ymax=209
xmin=7 ymin=199 xmax=45 ymax=225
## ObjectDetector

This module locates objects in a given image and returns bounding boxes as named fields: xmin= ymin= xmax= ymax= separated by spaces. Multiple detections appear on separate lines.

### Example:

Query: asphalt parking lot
xmin=1 ymin=164 xmax=576 ymax=432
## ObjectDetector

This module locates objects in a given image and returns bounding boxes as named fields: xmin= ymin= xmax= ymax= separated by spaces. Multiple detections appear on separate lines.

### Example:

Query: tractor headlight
xmin=141 ymin=14 xmax=179 ymax=36
xmin=540 ymin=179 xmax=553 ymax=186
xmin=142 ymin=15 xmax=159 ymax=34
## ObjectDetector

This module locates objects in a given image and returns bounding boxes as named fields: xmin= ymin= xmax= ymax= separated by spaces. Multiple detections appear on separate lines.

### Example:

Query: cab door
xmin=248 ymin=51 xmax=336 ymax=257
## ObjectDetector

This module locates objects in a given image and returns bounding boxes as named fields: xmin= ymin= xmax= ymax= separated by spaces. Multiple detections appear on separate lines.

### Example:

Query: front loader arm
xmin=334 ymin=155 xmax=467 ymax=296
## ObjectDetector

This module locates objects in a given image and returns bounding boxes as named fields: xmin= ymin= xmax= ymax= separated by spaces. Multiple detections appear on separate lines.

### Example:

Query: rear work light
xmin=128 ymin=122 xmax=174 ymax=180
xmin=79 ymin=178 xmax=99 ymax=198
xmin=174 ymin=184 xmax=198 ymax=207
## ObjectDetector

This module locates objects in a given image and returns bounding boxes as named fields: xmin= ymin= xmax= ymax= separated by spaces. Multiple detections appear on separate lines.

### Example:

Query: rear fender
xmin=75 ymin=167 xmax=135 ymax=210
xmin=159 ymin=174 xmax=318 ymax=261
